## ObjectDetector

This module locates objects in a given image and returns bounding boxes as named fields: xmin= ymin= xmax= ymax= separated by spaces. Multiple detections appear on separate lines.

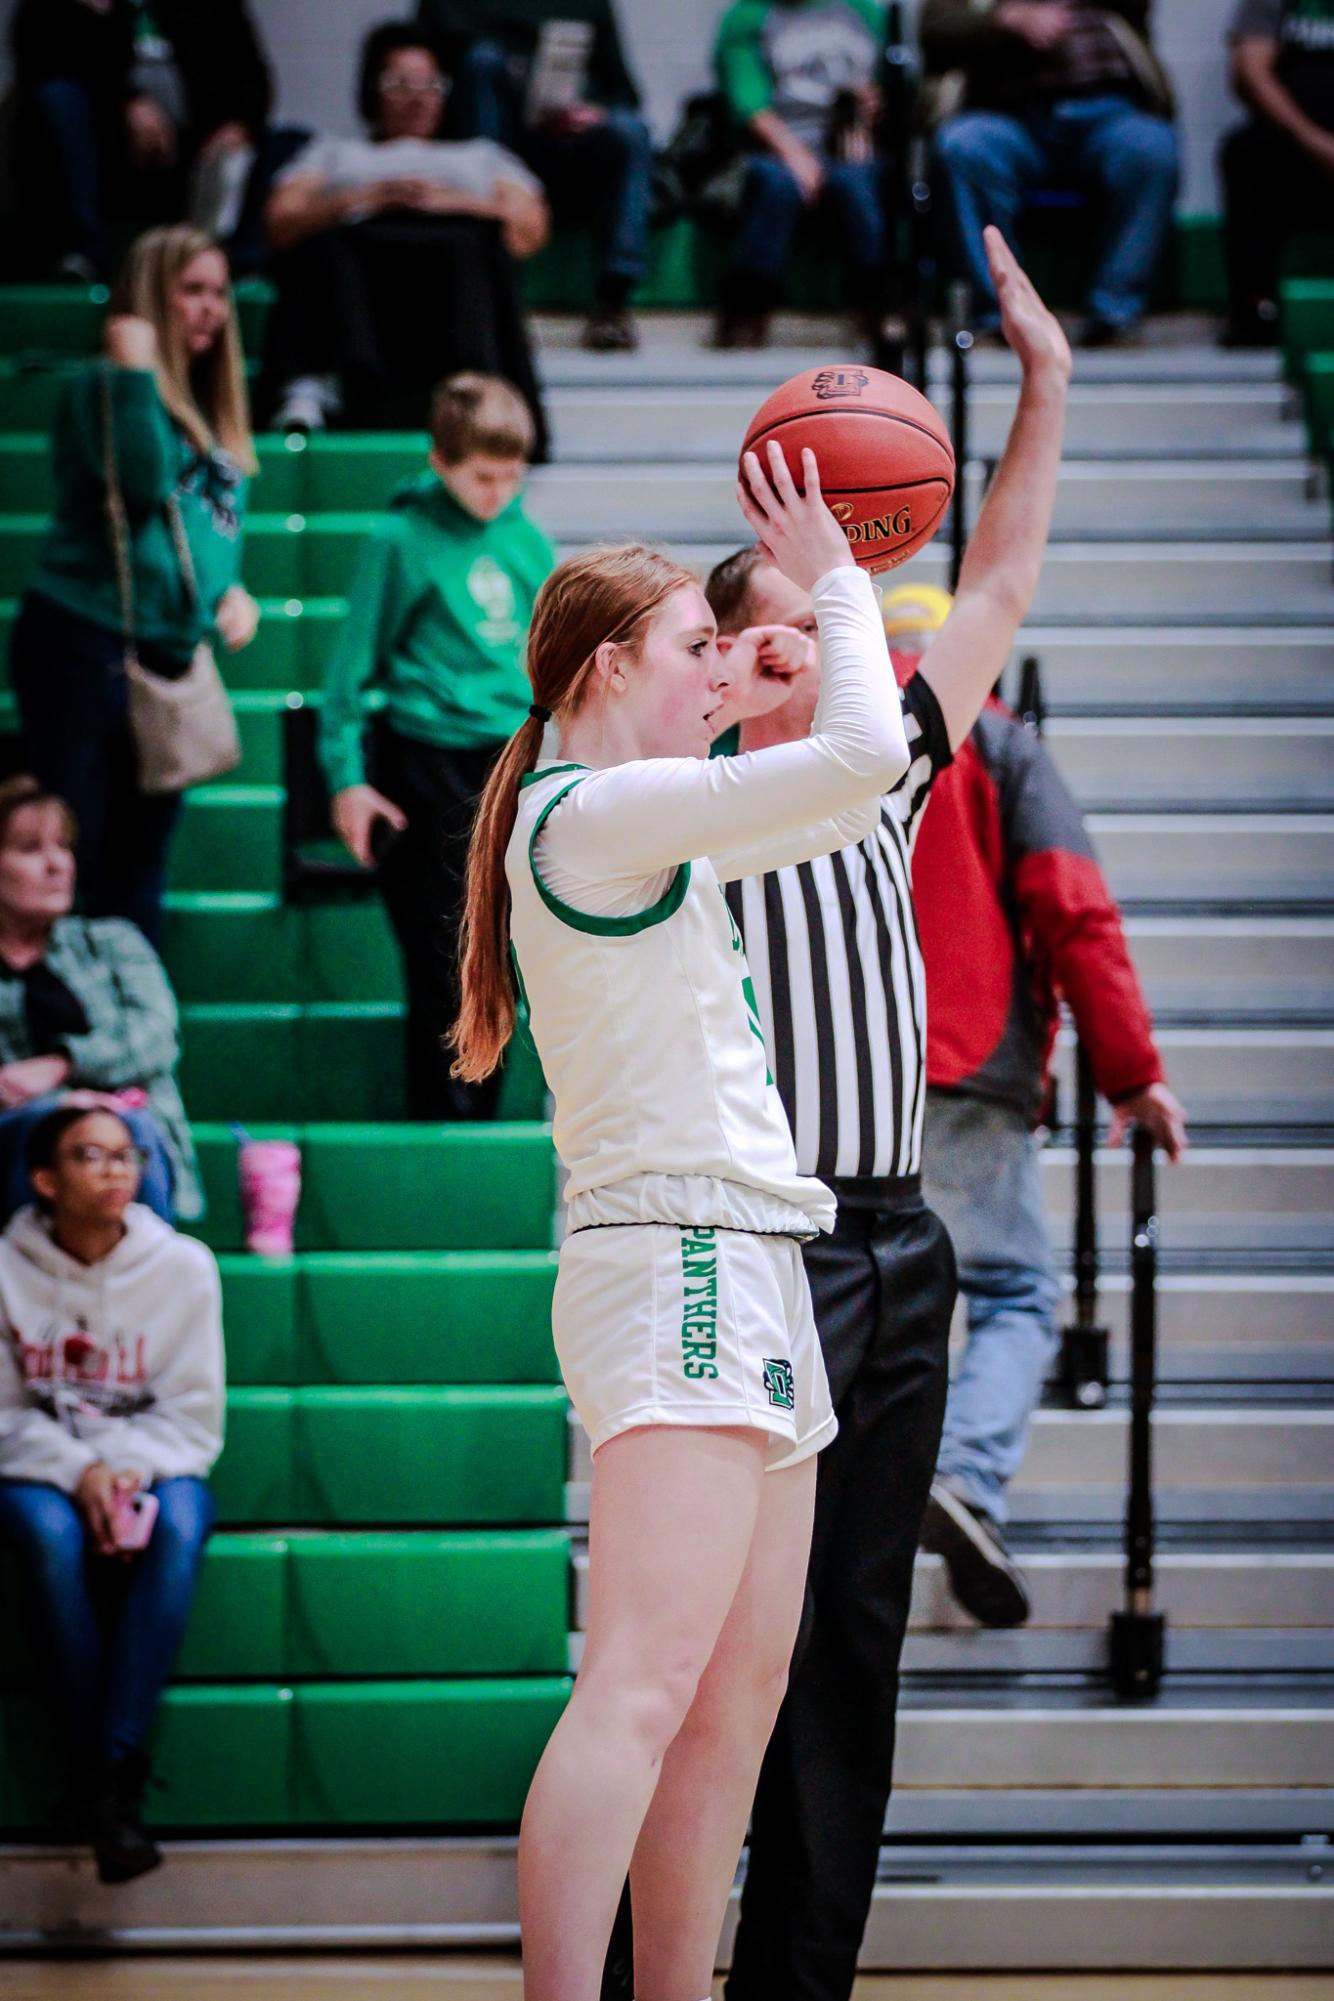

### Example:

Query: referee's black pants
xmin=726 ymin=1179 xmax=955 ymax=2001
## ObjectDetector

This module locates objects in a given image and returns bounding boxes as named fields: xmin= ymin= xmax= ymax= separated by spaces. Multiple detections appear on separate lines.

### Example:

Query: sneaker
xmin=1078 ymin=315 xmax=1144 ymax=350
xmin=274 ymin=373 xmax=338 ymax=435
xmin=920 ymin=1480 xmax=1031 ymax=1627
xmin=713 ymin=308 xmax=771 ymax=350
xmin=582 ymin=306 xmax=638 ymax=353
xmin=90 ymin=1751 xmax=162 ymax=1886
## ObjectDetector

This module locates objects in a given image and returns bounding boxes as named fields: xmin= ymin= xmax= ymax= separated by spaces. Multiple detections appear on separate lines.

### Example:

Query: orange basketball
xmin=741 ymin=364 xmax=956 ymax=574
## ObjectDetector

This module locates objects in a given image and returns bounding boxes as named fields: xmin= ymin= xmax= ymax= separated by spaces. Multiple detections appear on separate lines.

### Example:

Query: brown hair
xmin=430 ymin=372 xmax=535 ymax=467
xmin=110 ymin=225 xmax=257 ymax=475
xmin=704 ymin=544 xmax=767 ymax=634
xmin=450 ymin=543 xmax=697 ymax=1082
xmin=0 ymin=776 xmax=77 ymax=852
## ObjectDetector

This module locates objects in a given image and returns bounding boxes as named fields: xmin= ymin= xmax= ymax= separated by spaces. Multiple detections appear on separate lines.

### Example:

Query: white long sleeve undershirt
xmin=534 ymin=565 xmax=908 ymax=917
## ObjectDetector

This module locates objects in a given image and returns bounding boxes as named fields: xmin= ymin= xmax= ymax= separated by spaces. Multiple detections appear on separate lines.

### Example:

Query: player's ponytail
xmin=451 ymin=543 xmax=697 ymax=1083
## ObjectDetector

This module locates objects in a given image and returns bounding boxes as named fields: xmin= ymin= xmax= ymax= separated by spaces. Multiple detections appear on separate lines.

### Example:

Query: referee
xmin=719 ymin=230 xmax=1069 ymax=1999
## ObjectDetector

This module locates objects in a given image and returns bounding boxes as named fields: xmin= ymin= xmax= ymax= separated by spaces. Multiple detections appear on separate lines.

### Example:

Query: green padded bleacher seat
xmin=299 ymin=1250 xmax=559 ymax=1384
xmin=243 ymin=515 xmax=379 ymax=597
xmin=291 ymin=1678 xmax=569 ymax=1825
xmin=193 ymin=1122 xmax=555 ymax=1253
xmin=289 ymin=1385 xmax=567 ymax=1526
xmin=0 ymin=518 xmax=46 ymax=595
xmin=296 ymin=1123 xmax=556 ymax=1251
xmin=148 ymin=1685 xmax=293 ymax=1826
xmin=174 ymin=1534 xmax=288 ymax=1679
xmin=0 ymin=281 xmax=272 ymax=360
xmin=1284 ymin=278 xmax=1334 ymax=366
xmin=0 ymin=598 xmax=349 ymax=696
xmin=211 ymin=1386 xmax=296 ymax=1521
xmin=214 ymin=1384 xmax=566 ymax=1526
xmin=180 ymin=1004 xmax=406 ymax=1123
xmin=288 ymin=1529 xmax=569 ymax=1675
xmin=1300 ymin=352 xmax=1334 ymax=455
xmin=1 ymin=1683 xmax=295 ymax=1832
xmin=162 ymin=896 xmax=400 ymax=1005
xmin=219 ymin=1253 xmax=300 ymax=1382
xmin=171 ymin=786 xmax=281 ymax=894
xmin=0 ymin=364 xmax=74 ymax=430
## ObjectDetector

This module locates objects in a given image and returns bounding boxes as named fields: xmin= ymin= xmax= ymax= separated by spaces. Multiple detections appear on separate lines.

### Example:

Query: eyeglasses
xmin=381 ymin=73 xmax=445 ymax=96
xmin=66 ymin=1145 xmax=149 ymax=1173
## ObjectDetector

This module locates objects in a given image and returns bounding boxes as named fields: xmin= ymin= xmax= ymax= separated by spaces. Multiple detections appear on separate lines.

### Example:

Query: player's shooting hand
xmin=986 ymin=225 xmax=1072 ymax=386
xmin=737 ymin=441 xmax=854 ymax=593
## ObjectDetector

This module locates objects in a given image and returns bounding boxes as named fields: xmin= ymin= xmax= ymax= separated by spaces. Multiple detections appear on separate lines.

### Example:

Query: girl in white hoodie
xmin=0 ymin=1105 xmax=224 ymax=1885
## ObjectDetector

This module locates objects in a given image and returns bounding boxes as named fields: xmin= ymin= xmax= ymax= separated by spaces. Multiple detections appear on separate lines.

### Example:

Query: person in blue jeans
xmin=714 ymin=0 xmax=891 ymax=347
xmin=418 ymin=0 xmax=653 ymax=352
xmin=921 ymin=0 xmax=1179 ymax=343
xmin=0 ymin=1104 xmax=223 ymax=1885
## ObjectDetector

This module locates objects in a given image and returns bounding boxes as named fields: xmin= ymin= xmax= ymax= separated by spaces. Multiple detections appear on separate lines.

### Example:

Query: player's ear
xmin=593 ymin=639 xmax=627 ymax=692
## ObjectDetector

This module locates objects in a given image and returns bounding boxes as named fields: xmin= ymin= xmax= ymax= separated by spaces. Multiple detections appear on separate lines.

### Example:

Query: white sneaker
xmin=274 ymin=374 xmax=339 ymax=435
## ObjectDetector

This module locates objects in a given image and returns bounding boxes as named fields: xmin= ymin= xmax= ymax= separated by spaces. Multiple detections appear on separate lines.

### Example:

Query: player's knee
xmin=593 ymin=1653 xmax=707 ymax=1762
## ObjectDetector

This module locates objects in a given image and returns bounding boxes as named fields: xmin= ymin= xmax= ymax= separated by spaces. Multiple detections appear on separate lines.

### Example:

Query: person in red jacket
xmin=881 ymin=582 xmax=1187 ymax=1628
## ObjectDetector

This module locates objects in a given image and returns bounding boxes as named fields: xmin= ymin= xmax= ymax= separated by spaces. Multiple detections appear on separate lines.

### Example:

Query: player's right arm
xmin=916 ymin=226 xmax=1071 ymax=752
xmin=540 ymin=446 xmax=909 ymax=884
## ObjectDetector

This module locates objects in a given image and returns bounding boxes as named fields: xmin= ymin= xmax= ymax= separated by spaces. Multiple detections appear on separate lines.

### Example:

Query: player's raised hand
xmin=984 ymin=225 xmax=1071 ymax=386
xmin=737 ymin=440 xmax=854 ymax=593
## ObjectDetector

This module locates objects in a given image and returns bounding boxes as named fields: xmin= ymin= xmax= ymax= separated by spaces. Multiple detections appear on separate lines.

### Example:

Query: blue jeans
xmin=448 ymin=38 xmax=652 ymax=291
xmin=920 ymin=1090 xmax=1062 ymax=1526
xmin=0 ymin=1094 xmax=174 ymax=1227
xmin=0 ymin=1476 xmax=214 ymax=1766
xmin=731 ymin=152 xmax=886 ymax=303
xmin=933 ymin=95 xmax=1179 ymax=328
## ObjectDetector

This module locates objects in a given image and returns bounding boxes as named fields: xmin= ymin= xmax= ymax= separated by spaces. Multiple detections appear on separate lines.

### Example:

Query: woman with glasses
xmin=0 ymin=1101 xmax=224 ymax=1884
xmin=0 ymin=776 xmax=200 ymax=1231
xmin=259 ymin=20 xmax=549 ymax=444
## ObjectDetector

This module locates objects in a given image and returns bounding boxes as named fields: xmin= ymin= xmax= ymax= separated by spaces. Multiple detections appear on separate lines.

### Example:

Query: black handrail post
xmin=1109 ymin=1126 xmax=1166 ymax=1699
xmin=948 ymin=282 xmax=971 ymax=592
xmin=1058 ymin=1039 xmax=1111 ymax=1408
xmin=876 ymin=1 xmax=911 ymax=379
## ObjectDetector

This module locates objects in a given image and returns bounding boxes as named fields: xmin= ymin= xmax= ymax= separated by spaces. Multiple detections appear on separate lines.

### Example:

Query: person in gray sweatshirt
xmin=0 ymin=1103 xmax=224 ymax=1885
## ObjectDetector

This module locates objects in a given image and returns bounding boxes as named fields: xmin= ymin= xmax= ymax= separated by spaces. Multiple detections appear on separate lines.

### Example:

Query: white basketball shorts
xmin=552 ymin=1222 xmax=837 ymax=1470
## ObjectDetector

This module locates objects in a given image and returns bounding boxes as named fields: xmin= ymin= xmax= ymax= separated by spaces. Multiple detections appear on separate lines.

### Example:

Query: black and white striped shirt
xmin=725 ymin=675 xmax=952 ymax=1182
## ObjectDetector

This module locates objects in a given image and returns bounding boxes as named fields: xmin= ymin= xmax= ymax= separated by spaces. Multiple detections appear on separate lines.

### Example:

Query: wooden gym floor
xmin=5 ymin=1966 xmax=1333 ymax=2000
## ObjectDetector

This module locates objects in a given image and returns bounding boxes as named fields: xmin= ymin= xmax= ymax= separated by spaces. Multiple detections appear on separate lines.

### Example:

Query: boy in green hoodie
xmin=319 ymin=372 xmax=555 ymax=1120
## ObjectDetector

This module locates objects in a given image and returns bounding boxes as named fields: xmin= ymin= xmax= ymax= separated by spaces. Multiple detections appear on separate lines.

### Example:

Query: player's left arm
xmin=918 ymin=226 xmax=1071 ymax=752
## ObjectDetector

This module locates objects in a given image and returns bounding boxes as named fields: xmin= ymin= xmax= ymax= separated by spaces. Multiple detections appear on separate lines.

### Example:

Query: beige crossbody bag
xmin=102 ymin=365 xmax=241 ymax=796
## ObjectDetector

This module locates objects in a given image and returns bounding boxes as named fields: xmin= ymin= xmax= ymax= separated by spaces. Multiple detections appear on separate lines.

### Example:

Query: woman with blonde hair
xmin=9 ymin=224 xmax=259 ymax=944
xmin=451 ymin=445 xmax=910 ymax=1997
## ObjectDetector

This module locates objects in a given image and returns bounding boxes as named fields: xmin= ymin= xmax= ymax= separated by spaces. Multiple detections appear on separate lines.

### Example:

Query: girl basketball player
xmin=451 ymin=443 xmax=909 ymax=2000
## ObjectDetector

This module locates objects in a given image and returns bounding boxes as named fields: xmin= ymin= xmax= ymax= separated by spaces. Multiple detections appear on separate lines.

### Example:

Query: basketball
xmin=740 ymin=364 xmax=956 ymax=574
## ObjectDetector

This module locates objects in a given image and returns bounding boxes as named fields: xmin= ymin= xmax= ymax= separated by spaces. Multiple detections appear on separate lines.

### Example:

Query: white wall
xmin=1 ymin=0 xmax=1242 ymax=213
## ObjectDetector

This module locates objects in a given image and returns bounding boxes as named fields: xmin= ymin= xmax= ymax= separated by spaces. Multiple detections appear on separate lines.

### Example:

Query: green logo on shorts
xmin=681 ymin=1228 xmax=720 ymax=1381
xmin=763 ymin=1358 xmax=795 ymax=1411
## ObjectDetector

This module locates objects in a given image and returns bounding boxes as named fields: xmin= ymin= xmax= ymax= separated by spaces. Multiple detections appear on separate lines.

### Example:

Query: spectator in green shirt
xmin=320 ymin=372 xmax=555 ymax=1121
xmin=714 ymin=0 xmax=890 ymax=348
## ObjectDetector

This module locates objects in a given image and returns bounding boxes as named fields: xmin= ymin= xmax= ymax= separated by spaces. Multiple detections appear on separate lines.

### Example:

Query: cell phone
xmin=113 ymin=1488 xmax=159 ymax=1552
xmin=369 ymin=815 xmax=405 ymax=867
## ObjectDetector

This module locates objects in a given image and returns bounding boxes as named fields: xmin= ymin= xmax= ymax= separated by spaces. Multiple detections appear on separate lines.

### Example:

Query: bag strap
xmin=101 ymin=362 xmax=201 ymax=649
xmin=100 ymin=362 xmax=139 ymax=668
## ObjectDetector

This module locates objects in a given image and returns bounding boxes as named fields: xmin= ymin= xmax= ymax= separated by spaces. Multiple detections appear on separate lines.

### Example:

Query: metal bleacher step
xmin=1039 ymin=1144 xmax=1334 ymax=1261
xmin=1085 ymin=811 xmax=1334 ymax=907
xmin=1051 ymin=1025 xmax=1334 ymax=1128
xmin=1015 ymin=627 xmax=1334 ymax=715
xmin=525 ymin=459 xmax=1327 ymax=543
xmin=1043 ymin=715 xmax=1334 ymax=809
xmin=565 ymin=1400 xmax=1334 ymax=1527
xmin=4 ymin=1830 xmax=1330 ymax=1963
xmin=546 ymin=381 xmax=1300 ymax=460
xmin=1121 ymin=915 xmax=1334 ymax=1019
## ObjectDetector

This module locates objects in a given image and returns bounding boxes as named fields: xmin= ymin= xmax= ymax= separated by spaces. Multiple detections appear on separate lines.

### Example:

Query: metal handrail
xmin=948 ymin=286 xmax=972 ymax=591
xmin=1110 ymin=1127 xmax=1167 ymax=1698
xmin=1060 ymin=1040 xmax=1112 ymax=1409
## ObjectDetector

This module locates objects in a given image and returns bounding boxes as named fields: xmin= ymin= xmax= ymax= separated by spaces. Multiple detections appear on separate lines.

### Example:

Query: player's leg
xmin=518 ymin=1423 xmax=769 ymax=2001
xmin=627 ymin=1448 xmax=818 ymax=2001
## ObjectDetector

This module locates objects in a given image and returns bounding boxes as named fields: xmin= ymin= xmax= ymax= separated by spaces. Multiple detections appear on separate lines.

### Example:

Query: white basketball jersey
xmin=508 ymin=763 xmax=836 ymax=1235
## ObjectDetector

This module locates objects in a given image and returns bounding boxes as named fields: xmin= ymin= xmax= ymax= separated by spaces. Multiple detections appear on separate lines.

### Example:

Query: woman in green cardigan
xmin=0 ymin=776 xmax=201 ymax=1226
xmin=10 ymin=224 xmax=260 ymax=947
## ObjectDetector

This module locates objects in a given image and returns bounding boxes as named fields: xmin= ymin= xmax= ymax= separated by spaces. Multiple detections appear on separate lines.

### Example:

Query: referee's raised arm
xmin=917 ymin=225 xmax=1073 ymax=753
